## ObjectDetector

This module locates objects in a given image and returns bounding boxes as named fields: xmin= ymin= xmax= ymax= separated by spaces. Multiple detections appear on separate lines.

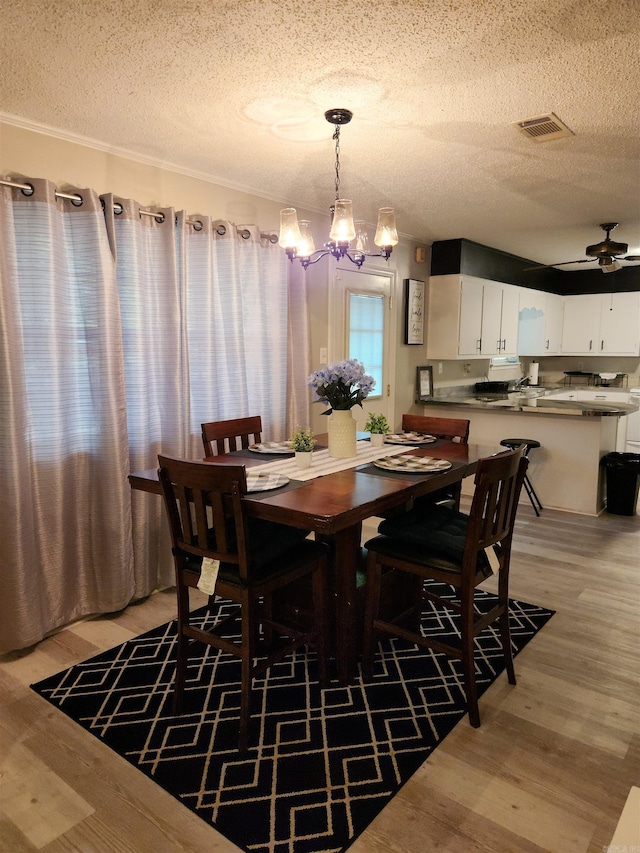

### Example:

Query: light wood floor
xmin=1 ymin=503 xmax=638 ymax=852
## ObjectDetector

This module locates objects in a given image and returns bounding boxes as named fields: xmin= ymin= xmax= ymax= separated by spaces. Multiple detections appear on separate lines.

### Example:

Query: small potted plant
xmin=364 ymin=412 xmax=390 ymax=447
xmin=291 ymin=426 xmax=316 ymax=468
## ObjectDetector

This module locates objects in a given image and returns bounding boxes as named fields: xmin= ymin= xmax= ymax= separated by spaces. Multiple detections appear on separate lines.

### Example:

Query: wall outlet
xmin=438 ymin=362 xmax=443 ymax=375
xmin=577 ymin=361 xmax=583 ymax=370
xmin=319 ymin=347 xmax=328 ymax=364
xmin=463 ymin=362 xmax=472 ymax=375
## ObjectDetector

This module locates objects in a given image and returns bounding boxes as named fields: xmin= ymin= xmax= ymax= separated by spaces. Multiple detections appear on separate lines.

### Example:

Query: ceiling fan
xmin=525 ymin=223 xmax=640 ymax=273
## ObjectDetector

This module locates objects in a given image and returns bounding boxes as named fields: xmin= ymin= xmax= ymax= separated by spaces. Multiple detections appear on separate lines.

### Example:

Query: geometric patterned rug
xmin=31 ymin=585 xmax=554 ymax=853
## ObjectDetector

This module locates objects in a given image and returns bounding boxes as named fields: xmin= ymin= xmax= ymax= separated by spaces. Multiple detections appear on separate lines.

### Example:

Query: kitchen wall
xmin=0 ymin=119 xmax=432 ymax=434
xmin=533 ymin=357 xmax=640 ymax=389
xmin=418 ymin=356 xmax=640 ymax=397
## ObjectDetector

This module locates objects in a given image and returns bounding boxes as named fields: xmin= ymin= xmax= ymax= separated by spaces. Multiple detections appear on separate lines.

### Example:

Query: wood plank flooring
xmin=1 ymin=503 xmax=638 ymax=852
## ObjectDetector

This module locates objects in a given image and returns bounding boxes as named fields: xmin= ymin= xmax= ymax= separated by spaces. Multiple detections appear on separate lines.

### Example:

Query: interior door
xmin=329 ymin=265 xmax=396 ymax=430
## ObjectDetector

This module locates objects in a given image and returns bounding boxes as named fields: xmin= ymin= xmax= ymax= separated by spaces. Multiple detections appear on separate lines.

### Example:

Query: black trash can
xmin=602 ymin=453 xmax=640 ymax=515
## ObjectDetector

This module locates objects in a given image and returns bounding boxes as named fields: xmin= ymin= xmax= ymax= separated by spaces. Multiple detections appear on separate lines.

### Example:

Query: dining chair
xmin=401 ymin=413 xmax=470 ymax=445
xmin=157 ymin=455 xmax=330 ymax=752
xmin=201 ymin=416 xmax=263 ymax=457
xmin=361 ymin=444 xmax=528 ymax=728
xmin=401 ymin=414 xmax=471 ymax=510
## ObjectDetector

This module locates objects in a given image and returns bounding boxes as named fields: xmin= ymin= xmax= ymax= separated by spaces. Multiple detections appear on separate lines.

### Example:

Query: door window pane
xmin=348 ymin=292 xmax=383 ymax=398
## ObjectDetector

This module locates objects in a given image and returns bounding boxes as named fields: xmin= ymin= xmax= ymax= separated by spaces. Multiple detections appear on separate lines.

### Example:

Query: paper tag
xmin=485 ymin=545 xmax=500 ymax=575
xmin=197 ymin=557 xmax=220 ymax=595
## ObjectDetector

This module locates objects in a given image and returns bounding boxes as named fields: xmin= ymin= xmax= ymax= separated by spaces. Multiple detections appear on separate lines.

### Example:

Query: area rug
xmin=32 ymin=586 xmax=554 ymax=853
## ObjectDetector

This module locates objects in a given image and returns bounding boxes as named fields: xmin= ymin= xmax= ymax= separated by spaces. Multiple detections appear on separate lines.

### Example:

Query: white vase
xmin=370 ymin=432 xmax=385 ymax=448
xmin=328 ymin=409 xmax=357 ymax=458
xmin=295 ymin=451 xmax=312 ymax=469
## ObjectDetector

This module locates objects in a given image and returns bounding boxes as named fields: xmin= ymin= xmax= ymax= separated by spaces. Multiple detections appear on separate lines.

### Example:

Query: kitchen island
xmin=420 ymin=391 xmax=638 ymax=515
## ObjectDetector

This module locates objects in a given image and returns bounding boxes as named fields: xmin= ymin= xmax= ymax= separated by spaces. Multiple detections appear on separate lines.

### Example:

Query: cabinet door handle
xmin=545 ymin=339 xmax=550 ymax=349
xmin=589 ymin=339 xmax=593 ymax=351
xmin=476 ymin=339 xmax=481 ymax=352
xmin=496 ymin=340 xmax=502 ymax=351
xmin=601 ymin=340 xmax=604 ymax=351
xmin=502 ymin=338 xmax=506 ymax=350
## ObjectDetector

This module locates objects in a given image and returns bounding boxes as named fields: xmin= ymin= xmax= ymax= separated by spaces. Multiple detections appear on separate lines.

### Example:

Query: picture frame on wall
xmin=416 ymin=365 xmax=434 ymax=402
xmin=404 ymin=278 xmax=425 ymax=345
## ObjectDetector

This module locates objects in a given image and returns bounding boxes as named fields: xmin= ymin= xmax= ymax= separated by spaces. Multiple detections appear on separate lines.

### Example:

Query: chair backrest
xmin=464 ymin=445 xmax=528 ymax=572
xmin=158 ymin=456 xmax=251 ymax=581
xmin=201 ymin=416 xmax=263 ymax=457
xmin=402 ymin=413 xmax=470 ymax=444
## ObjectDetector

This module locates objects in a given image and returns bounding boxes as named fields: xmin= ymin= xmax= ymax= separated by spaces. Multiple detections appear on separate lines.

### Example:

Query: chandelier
xmin=278 ymin=109 xmax=398 ymax=270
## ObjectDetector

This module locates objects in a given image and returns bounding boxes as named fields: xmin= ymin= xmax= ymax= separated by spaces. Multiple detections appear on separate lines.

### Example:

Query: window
xmin=348 ymin=292 xmax=384 ymax=399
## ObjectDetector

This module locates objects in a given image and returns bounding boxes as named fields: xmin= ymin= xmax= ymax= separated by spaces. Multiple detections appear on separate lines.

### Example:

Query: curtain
xmin=0 ymin=180 xmax=134 ymax=652
xmin=286 ymin=260 xmax=312 ymax=430
xmin=0 ymin=179 xmax=311 ymax=654
xmin=103 ymin=196 xmax=189 ymax=595
xmin=185 ymin=220 xmax=291 ymax=453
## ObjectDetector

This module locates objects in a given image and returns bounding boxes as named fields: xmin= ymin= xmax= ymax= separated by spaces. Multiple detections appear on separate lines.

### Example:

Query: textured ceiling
xmin=1 ymin=0 xmax=639 ymax=268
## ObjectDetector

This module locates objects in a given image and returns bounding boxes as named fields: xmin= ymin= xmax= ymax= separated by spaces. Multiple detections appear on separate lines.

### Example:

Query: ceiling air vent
xmin=512 ymin=112 xmax=574 ymax=142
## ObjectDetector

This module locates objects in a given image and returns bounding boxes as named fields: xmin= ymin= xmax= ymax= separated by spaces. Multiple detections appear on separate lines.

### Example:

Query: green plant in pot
xmin=291 ymin=426 xmax=316 ymax=467
xmin=364 ymin=412 xmax=390 ymax=447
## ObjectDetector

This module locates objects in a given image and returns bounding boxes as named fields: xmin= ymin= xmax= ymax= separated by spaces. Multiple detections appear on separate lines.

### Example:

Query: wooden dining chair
xmin=157 ymin=455 xmax=330 ymax=752
xmin=201 ymin=416 xmax=263 ymax=457
xmin=402 ymin=413 xmax=470 ymax=443
xmin=401 ymin=414 xmax=470 ymax=510
xmin=362 ymin=445 xmax=528 ymax=728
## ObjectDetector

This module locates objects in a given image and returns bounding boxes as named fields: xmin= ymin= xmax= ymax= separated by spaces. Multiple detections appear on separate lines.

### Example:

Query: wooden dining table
xmin=129 ymin=437 xmax=495 ymax=685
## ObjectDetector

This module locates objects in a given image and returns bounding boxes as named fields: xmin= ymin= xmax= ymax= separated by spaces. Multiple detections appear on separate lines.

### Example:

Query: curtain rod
xmin=0 ymin=178 xmax=278 ymax=241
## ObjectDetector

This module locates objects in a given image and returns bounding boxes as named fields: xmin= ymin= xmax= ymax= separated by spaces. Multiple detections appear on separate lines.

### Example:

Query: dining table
xmin=129 ymin=435 xmax=496 ymax=685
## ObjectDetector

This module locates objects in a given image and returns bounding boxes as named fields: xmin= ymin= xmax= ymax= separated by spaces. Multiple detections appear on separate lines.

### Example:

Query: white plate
xmin=246 ymin=472 xmax=290 ymax=492
xmin=384 ymin=432 xmax=437 ymax=446
xmin=248 ymin=441 xmax=294 ymax=454
xmin=373 ymin=455 xmax=452 ymax=473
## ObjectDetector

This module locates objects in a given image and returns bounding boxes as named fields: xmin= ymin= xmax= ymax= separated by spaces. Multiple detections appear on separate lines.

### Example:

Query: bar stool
xmin=500 ymin=438 xmax=543 ymax=516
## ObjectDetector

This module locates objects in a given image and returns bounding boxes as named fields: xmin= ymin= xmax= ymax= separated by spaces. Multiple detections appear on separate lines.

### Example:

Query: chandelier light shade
xmin=354 ymin=220 xmax=370 ymax=253
xmin=279 ymin=109 xmax=397 ymax=269
xmin=374 ymin=208 xmax=399 ymax=250
xmin=278 ymin=208 xmax=302 ymax=250
xmin=328 ymin=199 xmax=356 ymax=244
xmin=297 ymin=220 xmax=316 ymax=257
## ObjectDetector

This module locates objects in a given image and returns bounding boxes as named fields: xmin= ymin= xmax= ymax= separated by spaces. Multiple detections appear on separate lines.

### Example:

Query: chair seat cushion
xmin=184 ymin=519 xmax=313 ymax=582
xmin=375 ymin=504 xmax=490 ymax=572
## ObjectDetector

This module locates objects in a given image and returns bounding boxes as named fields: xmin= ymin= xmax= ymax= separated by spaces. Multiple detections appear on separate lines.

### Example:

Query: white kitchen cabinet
xmin=494 ymin=283 xmax=520 ymax=356
xmin=561 ymin=292 xmax=640 ymax=355
xmin=599 ymin=292 xmax=640 ymax=354
xmin=545 ymin=292 xmax=564 ymax=353
xmin=427 ymin=274 xmax=520 ymax=359
xmin=518 ymin=289 xmax=564 ymax=355
xmin=561 ymin=294 xmax=604 ymax=354
xmin=457 ymin=277 xmax=484 ymax=356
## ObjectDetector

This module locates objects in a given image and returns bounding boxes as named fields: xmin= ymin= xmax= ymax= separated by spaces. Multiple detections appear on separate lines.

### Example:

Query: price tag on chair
xmin=485 ymin=546 xmax=500 ymax=575
xmin=198 ymin=557 xmax=220 ymax=594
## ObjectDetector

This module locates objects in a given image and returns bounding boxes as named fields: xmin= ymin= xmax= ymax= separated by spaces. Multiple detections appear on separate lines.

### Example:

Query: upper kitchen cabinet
xmin=427 ymin=274 xmax=520 ymax=359
xmin=561 ymin=291 xmax=640 ymax=355
xmin=518 ymin=289 xmax=564 ymax=355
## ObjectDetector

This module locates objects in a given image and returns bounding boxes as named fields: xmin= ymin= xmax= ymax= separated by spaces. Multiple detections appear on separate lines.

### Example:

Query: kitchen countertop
xmin=424 ymin=391 xmax=639 ymax=417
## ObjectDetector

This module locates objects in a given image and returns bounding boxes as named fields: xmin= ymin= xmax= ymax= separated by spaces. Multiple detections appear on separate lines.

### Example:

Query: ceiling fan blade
xmin=623 ymin=255 xmax=640 ymax=261
xmin=523 ymin=258 xmax=594 ymax=271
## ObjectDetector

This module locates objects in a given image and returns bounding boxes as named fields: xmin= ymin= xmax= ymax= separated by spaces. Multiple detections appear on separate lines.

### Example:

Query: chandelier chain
xmin=333 ymin=125 xmax=341 ymax=199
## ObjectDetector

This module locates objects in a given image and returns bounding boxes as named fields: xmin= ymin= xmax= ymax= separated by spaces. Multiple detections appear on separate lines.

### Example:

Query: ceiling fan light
xmin=329 ymin=199 xmax=356 ymax=243
xmin=279 ymin=208 xmax=302 ymax=249
xmin=601 ymin=258 xmax=622 ymax=273
xmin=374 ymin=208 xmax=398 ymax=248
